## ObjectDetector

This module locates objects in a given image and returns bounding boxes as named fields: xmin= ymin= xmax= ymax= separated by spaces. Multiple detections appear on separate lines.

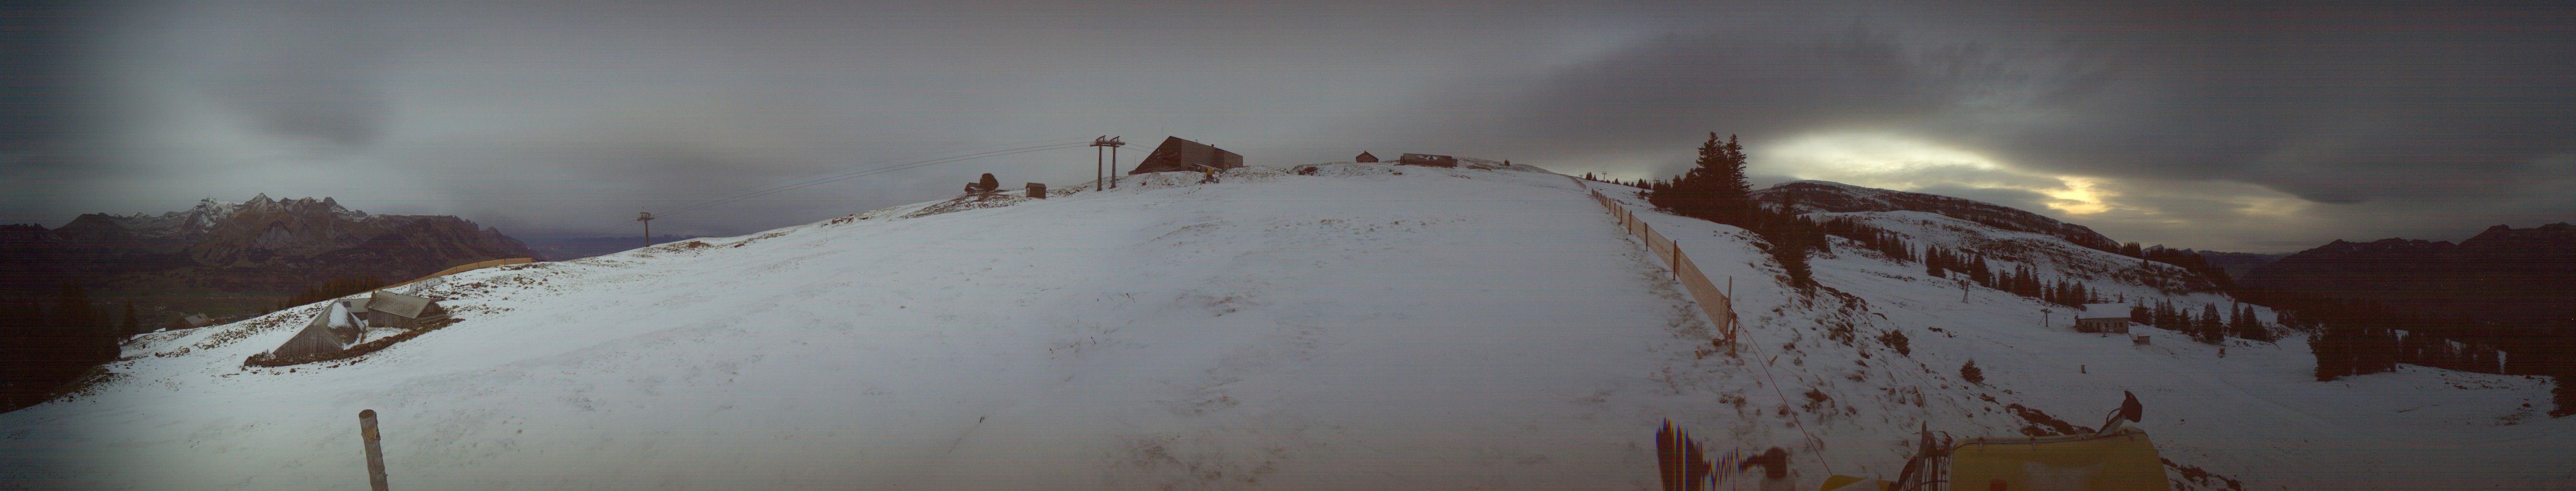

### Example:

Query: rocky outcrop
xmin=1752 ymin=180 xmax=2122 ymax=252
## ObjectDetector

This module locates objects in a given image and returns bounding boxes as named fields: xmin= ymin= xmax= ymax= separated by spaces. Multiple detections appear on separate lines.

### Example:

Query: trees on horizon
xmin=1 ymin=282 xmax=124 ymax=411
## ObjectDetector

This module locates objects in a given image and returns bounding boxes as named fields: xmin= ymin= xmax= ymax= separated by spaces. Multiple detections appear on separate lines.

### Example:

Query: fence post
xmin=1672 ymin=240 xmax=1680 ymax=280
xmin=360 ymin=409 xmax=390 ymax=491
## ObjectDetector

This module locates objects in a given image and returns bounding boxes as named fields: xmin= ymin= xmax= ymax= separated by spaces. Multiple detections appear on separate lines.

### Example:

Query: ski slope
xmin=3 ymin=162 xmax=2569 ymax=490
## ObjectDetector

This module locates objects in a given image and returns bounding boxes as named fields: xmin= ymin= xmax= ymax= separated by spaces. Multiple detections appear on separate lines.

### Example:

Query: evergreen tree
xmin=2198 ymin=304 xmax=2225 ymax=343
xmin=2235 ymin=304 xmax=2274 ymax=341
xmin=121 ymin=301 xmax=139 ymax=336
xmin=1968 ymin=256 xmax=1992 ymax=287
xmin=1646 ymin=132 xmax=1752 ymax=225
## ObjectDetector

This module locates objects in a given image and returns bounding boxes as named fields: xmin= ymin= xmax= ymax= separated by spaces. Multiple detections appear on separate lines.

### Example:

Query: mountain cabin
xmin=367 ymin=291 xmax=451 ymax=328
xmin=2076 ymin=303 xmax=2133 ymax=334
xmin=1127 ymin=136 xmax=1243 ymax=174
xmin=1398 ymin=153 xmax=1458 ymax=167
xmin=271 ymin=299 xmax=368 ymax=358
xmin=1355 ymin=151 xmax=1378 ymax=163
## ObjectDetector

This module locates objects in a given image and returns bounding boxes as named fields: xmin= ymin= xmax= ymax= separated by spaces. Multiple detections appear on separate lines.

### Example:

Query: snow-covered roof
xmin=2078 ymin=303 xmax=2132 ymax=320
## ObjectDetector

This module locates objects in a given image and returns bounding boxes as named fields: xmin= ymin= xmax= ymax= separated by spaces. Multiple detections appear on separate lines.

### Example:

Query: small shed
xmin=2076 ymin=303 xmax=2132 ymax=334
xmin=1398 ymin=153 xmax=1458 ymax=167
xmin=1355 ymin=151 xmax=1378 ymax=163
xmin=367 ymin=291 xmax=451 ymax=329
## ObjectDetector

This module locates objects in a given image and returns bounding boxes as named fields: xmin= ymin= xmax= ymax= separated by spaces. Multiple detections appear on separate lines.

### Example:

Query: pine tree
xmin=2198 ymin=304 xmax=2225 ymax=343
xmin=1647 ymin=132 xmax=1752 ymax=225
xmin=120 ymin=301 xmax=139 ymax=336
xmin=2235 ymin=304 xmax=2274 ymax=341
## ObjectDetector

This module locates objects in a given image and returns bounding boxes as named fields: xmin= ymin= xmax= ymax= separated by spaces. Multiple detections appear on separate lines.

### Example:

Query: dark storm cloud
xmin=0 ymin=0 xmax=102 ymax=163
xmin=1357 ymin=1 xmax=2576 ymax=250
xmin=4 ymin=0 xmax=2570 ymax=251
xmin=1985 ymin=2 xmax=2576 ymax=204
xmin=190 ymin=3 xmax=396 ymax=147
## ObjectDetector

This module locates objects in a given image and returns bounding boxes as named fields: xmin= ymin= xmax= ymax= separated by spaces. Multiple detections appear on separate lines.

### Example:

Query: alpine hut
xmin=1127 ymin=137 xmax=1243 ymax=174
xmin=1355 ymin=151 xmax=1378 ymax=163
xmin=366 ymin=291 xmax=451 ymax=329
xmin=270 ymin=299 xmax=366 ymax=358
xmin=1397 ymin=153 xmax=1458 ymax=167
xmin=2076 ymin=303 xmax=2133 ymax=334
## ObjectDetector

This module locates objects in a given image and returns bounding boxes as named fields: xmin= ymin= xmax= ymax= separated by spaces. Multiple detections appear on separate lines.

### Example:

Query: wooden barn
xmin=271 ymin=299 xmax=366 ymax=358
xmin=1127 ymin=136 xmax=1243 ymax=174
xmin=366 ymin=291 xmax=451 ymax=329
xmin=2076 ymin=303 xmax=2133 ymax=334
xmin=1355 ymin=151 xmax=1378 ymax=163
xmin=1398 ymin=153 xmax=1458 ymax=167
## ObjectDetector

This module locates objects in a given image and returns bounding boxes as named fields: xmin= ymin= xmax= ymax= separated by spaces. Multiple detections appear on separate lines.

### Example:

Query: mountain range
xmin=2240 ymin=223 xmax=2576 ymax=328
xmin=1 ymin=194 xmax=534 ymax=321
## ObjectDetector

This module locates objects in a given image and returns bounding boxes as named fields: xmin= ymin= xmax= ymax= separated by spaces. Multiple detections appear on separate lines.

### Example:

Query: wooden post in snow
xmin=359 ymin=409 xmax=390 ymax=491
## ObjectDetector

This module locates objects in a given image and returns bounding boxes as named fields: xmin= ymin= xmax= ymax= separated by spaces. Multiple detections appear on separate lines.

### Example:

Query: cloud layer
xmin=2 ymin=0 xmax=2569 ymax=251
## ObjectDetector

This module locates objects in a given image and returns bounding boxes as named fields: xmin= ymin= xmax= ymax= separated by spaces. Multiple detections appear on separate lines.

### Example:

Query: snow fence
xmin=1580 ymin=182 xmax=1738 ymax=350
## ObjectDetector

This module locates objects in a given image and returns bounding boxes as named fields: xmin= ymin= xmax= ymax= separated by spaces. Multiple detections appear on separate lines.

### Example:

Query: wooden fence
xmin=1579 ymin=183 xmax=1737 ymax=349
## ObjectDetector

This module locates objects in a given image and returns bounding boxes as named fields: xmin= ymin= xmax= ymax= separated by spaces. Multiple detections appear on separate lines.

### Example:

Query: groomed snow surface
xmin=4 ymin=162 xmax=2571 ymax=490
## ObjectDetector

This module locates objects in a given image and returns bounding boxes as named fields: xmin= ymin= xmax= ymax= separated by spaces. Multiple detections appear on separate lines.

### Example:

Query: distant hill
xmin=2196 ymin=251 xmax=2290 ymax=280
xmin=1753 ymin=180 xmax=2122 ymax=252
xmin=1 ymin=194 xmax=534 ymax=321
xmin=521 ymin=235 xmax=707 ymax=261
xmin=2241 ymin=223 xmax=2576 ymax=328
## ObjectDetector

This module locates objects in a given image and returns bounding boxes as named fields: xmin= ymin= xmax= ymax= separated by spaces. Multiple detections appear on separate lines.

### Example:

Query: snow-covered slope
xmin=5 ymin=164 xmax=2569 ymax=490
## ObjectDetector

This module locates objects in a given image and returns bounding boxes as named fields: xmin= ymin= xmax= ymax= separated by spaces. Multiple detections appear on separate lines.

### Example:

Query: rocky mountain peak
xmin=7 ymin=195 xmax=537 ymax=311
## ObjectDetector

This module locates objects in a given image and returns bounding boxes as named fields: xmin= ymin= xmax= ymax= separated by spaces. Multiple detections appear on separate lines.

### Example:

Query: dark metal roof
xmin=368 ymin=291 xmax=441 ymax=319
xmin=1128 ymin=136 xmax=1243 ymax=174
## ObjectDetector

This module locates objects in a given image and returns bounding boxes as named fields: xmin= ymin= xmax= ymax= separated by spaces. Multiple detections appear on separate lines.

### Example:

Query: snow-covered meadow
xmin=2 ymin=162 xmax=2568 ymax=490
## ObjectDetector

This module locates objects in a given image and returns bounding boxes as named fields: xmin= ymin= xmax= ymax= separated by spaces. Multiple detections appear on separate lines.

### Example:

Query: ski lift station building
xmin=1127 ymin=137 xmax=1242 ymax=174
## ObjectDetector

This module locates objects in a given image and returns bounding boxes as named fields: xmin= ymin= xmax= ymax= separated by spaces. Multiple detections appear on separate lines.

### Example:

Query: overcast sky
xmin=4 ymin=0 xmax=2570 ymax=251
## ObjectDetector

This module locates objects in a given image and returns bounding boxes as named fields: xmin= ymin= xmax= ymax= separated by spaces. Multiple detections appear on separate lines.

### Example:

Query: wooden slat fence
xmin=1579 ymin=182 xmax=1737 ymax=349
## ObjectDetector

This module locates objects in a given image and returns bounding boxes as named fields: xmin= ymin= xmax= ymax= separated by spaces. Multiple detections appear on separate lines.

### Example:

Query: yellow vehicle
xmin=1824 ymin=392 xmax=2168 ymax=491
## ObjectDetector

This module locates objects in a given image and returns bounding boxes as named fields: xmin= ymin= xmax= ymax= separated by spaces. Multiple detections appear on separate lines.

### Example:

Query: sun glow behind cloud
xmin=1757 ymin=132 xmax=2114 ymax=215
